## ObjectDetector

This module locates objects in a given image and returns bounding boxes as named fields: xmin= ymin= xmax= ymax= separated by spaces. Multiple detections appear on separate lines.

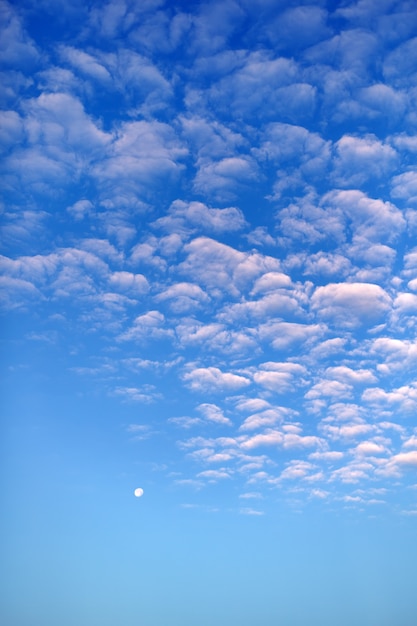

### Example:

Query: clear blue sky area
xmin=1 ymin=1 xmax=417 ymax=624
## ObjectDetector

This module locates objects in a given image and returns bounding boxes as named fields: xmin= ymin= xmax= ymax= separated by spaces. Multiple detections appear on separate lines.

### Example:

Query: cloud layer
xmin=2 ymin=0 xmax=417 ymax=516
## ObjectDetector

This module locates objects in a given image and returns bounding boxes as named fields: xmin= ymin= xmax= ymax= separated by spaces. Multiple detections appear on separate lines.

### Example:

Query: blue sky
xmin=1 ymin=0 xmax=417 ymax=624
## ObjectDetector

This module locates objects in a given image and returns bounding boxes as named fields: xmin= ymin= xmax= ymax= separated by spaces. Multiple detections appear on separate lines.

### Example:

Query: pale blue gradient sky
xmin=1 ymin=0 xmax=417 ymax=624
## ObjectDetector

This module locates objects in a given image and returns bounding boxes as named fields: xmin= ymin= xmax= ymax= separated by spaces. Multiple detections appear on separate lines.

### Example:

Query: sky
xmin=1 ymin=0 xmax=417 ymax=624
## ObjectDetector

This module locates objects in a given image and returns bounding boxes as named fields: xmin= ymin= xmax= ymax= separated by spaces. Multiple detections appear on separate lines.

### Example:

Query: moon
xmin=134 ymin=487 xmax=144 ymax=497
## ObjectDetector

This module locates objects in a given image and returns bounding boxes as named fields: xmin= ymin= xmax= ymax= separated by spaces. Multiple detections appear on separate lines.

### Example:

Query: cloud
xmin=0 ymin=275 xmax=44 ymax=310
xmin=109 ymin=271 xmax=149 ymax=295
xmin=278 ymin=460 xmax=322 ymax=482
xmin=155 ymin=200 xmax=246 ymax=235
xmin=0 ymin=1 xmax=40 ymax=68
xmin=0 ymin=110 xmax=24 ymax=152
xmin=92 ymin=120 xmax=187 ymax=203
xmin=197 ymin=403 xmax=232 ymax=426
xmin=179 ymin=237 xmax=281 ymax=297
xmin=59 ymin=45 xmax=112 ymax=83
xmin=391 ymin=171 xmax=417 ymax=205
xmin=253 ymin=362 xmax=307 ymax=394
xmin=391 ymin=451 xmax=417 ymax=467
xmin=3 ymin=0 xmax=417 ymax=516
xmin=183 ymin=366 xmax=251 ymax=393
xmin=250 ymin=271 xmax=292 ymax=294
xmin=255 ymin=122 xmax=330 ymax=178
xmin=239 ymin=408 xmax=287 ymax=432
xmin=319 ymin=421 xmax=375 ymax=441
xmin=241 ymin=429 xmax=323 ymax=451
xmin=180 ymin=115 xmax=245 ymax=160
xmin=169 ymin=416 xmax=202 ymax=429
xmin=334 ymin=135 xmax=398 ymax=187
xmin=276 ymin=194 xmax=346 ymax=246
xmin=114 ymin=386 xmax=160 ymax=403
xmin=193 ymin=156 xmax=259 ymax=200
xmin=325 ymin=366 xmax=377 ymax=385
xmin=202 ymin=51 xmax=315 ymax=122
xmin=362 ymin=384 xmax=417 ymax=413
xmin=259 ymin=321 xmax=325 ymax=350
xmin=322 ymin=190 xmax=405 ymax=243
xmin=301 ymin=251 xmax=352 ymax=279
xmin=239 ymin=507 xmax=264 ymax=516
xmin=311 ymin=282 xmax=392 ymax=328
xmin=306 ymin=380 xmax=353 ymax=401
xmin=383 ymin=37 xmax=417 ymax=86
xmin=265 ymin=5 xmax=330 ymax=50
xmin=309 ymin=451 xmax=344 ymax=462
xmin=156 ymin=282 xmax=210 ymax=313
xmin=197 ymin=469 xmax=232 ymax=481
xmin=66 ymin=199 xmax=94 ymax=220
xmin=403 ymin=435 xmax=417 ymax=449
xmin=119 ymin=311 xmax=173 ymax=342
xmin=354 ymin=441 xmax=388 ymax=456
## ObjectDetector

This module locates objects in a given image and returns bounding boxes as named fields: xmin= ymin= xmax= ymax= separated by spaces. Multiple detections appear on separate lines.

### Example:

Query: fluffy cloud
xmin=3 ymin=0 xmax=417 ymax=518
xmin=183 ymin=366 xmax=251 ymax=393
xmin=311 ymin=282 xmax=392 ymax=328
xmin=332 ymin=135 xmax=398 ymax=186
xmin=197 ymin=403 xmax=232 ymax=426
xmin=154 ymin=200 xmax=246 ymax=235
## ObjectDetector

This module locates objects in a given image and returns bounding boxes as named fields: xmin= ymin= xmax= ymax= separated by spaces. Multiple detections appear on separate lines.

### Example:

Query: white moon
xmin=134 ymin=487 xmax=144 ymax=497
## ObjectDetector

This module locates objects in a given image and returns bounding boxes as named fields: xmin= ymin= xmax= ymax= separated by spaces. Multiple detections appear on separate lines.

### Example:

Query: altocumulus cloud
xmin=2 ymin=0 xmax=417 ymax=519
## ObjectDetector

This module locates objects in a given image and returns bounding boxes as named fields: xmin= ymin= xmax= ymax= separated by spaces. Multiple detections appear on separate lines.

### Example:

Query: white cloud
xmin=239 ymin=408 xmax=286 ymax=432
xmin=255 ymin=122 xmax=330 ymax=175
xmin=259 ymin=321 xmax=325 ymax=350
xmin=265 ymin=6 xmax=330 ymax=50
xmin=403 ymin=435 xmax=417 ymax=449
xmin=92 ymin=119 xmax=187 ymax=203
xmin=235 ymin=398 xmax=272 ymax=413
xmin=353 ymin=441 xmax=388 ymax=456
xmin=278 ymin=460 xmax=320 ymax=481
xmin=114 ymin=386 xmax=160 ymax=403
xmin=193 ymin=156 xmax=259 ymax=200
xmin=183 ymin=366 xmax=251 ymax=393
xmin=332 ymin=134 xmax=398 ymax=186
xmin=309 ymin=451 xmax=344 ymax=462
xmin=302 ymin=251 xmax=352 ymax=279
xmin=362 ymin=384 xmax=417 ymax=413
xmin=154 ymin=200 xmax=246 ymax=235
xmin=179 ymin=237 xmax=281 ymax=297
xmin=241 ymin=429 xmax=323 ymax=451
xmin=156 ymin=282 xmax=210 ymax=312
xmin=0 ymin=275 xmax=44 ymax=310
xmin=0 ymin=1 xmax=39 ymax=68
xmin=59 ymin=45 xmax=112 ymax=83
xmin=197 ymin=403 xmax=232 ymax=426
xmin=4 ymin=0 xmax=417 ymax=517
xmin=311 ymin=282 xmax=392 ymax=328
xmin=239 ymin=507 xmax=264 ymax=516
xmin=119 ymin=311 xmax=172 ymax=342
xmin=323 ymin=190 xmax=405 ymax=243
xmin=325 ymin=366 xmax=377 ymax=385
xmin=319 ymin=420 xmax=374 ymax=441
xmin=250 ymin=271 xmax=292 ymax=295
xmin=197 ymin=469 xmax=232 ymax=481
xmin=391 ymin=171 xmax=417 ymax=205
xmin=109 ymin=271 xmax=149 ymax=295
xmin=67 ymin=199 xmax=94 ymax=220
xmin=391 ymin=451 xmax=417 ymax=467
xmin=306 ymin=380 xmax=353 ymax=401
xmin=168 ymin=416 xmax=203 ymax=429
